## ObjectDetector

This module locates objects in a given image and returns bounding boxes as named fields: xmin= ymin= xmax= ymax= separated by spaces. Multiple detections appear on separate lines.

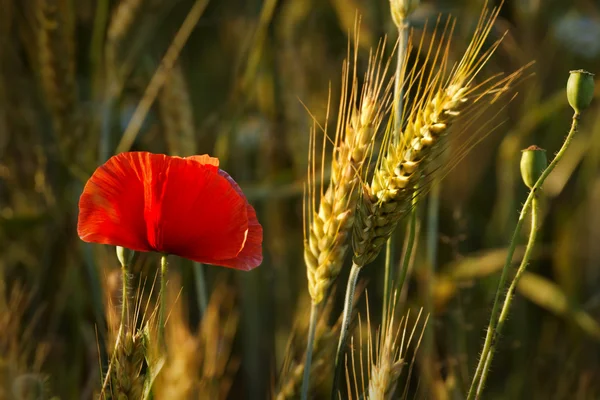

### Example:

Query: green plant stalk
xmin=332 ymin=262 xmax=362 ymax=398
xmin=121 ymin=263 xmax=129 ymax=329
xmin=383 ymin=9 xmax=410 ymax=318
xmin=475 ymin=195 xmax=539 ymax=398
xmin=193 ymin=261 xmax=208 ymax=316
xmin=467 ymin=112 xmax=581 ymax=399
xmin=382 ymin=238 xmax=394 ymax=321
xmin=301 ymin=302 xmax=319 ymax=400
xmin=397 ymin=194 xmax=418 ymax=293
xmin=158 ymin=254 xmax=169 ymax=348
xmin=421 ymin=179 xmax=440 ymax=381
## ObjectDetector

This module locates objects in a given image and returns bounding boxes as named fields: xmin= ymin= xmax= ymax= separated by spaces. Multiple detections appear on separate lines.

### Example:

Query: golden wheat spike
xmin=304 ymin=26 xmax=395 ymax=305
xmin=352 ymin=4 xmax=524 ymax=267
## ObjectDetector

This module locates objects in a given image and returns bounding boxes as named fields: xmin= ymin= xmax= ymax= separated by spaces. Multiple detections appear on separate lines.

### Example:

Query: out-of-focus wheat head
xmin=275 ymin=296 xmax=341 ymax=399
xmin=101 ymin=268 xmax=147 ymax=400
xmin=353 ymin=4 xmax=524 ymax=267
xmin=158 ymin=62 xmax=197 ymax=156
xmin=36 ymin=0 xmax=76 ymax=141
xmin=304 ymin=26 xmax=394 ymax=305
xmin=367 ymin=301 xmax=427 ymax=400
xmin=0 ymin=281 xmax=48 ymax=400
xmin=105 ymin=0 xmax=144 ymax=76
xmin=345 ymin=293 xmax=427 ymax=399
xmin=154 ymin=277 xmax=239 ymax=400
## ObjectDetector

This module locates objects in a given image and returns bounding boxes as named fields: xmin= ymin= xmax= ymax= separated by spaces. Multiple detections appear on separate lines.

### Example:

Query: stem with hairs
xmin=158 ymin=254 xmax=169 ymax=347
xmin=467 ymin=112 xmax=581 ymax=399
xmin=476 ymin=194 xmax=539 ymax=398
xmin=301 ymin=302 xmax=319 ymax=400
xmin=332 ymin=262 xmax=362 ymax=399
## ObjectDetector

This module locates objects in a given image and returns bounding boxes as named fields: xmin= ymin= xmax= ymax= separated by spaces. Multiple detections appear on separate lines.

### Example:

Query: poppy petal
xmin=214 ymin=170 xmax=263 ymax=270
xmin=77 ymin=153 xmax=150 ymax=252
xmin=186 ymin=154 xmax=219 ymax=167
xmin=158 ymin=156 xmax=250 ymax=265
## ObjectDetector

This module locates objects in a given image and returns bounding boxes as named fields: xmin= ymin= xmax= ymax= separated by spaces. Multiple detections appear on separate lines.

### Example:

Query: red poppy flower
xmin=77 ymin=152 xmax=262 ymax=271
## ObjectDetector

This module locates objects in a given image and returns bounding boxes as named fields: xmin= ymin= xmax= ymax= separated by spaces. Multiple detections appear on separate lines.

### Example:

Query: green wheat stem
xmin=332 ymin=262 xmax=362 ymax=399
xmin=383 ymin=9 xmax=409 ymax=321
xmin=422 ymin=179 xmax=440 ymax=367
xmin=397 ymin=192 xmax=418 ymax=293
xmin=301 ymin=302 xmax=319 ymax=400
xmin=475 ymin=194 xmax=539 ymax=399
xmin=382 ymin=238 xmax=394 ymax=321
xmin=467 ymin=112 xmax=581 ymax=400
xmin=193 ymin=261 xmax=208 ymax=316
xmin=158 ymin=254 xmax=169 ymax=348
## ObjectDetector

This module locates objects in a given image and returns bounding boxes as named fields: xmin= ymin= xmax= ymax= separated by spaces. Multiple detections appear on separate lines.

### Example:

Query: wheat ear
xmin=353 ymin=5 xmax=520 ymax=267
xmin=304 ymin=32 xmax=394 ymax=306
xmin=334 ymin=4 xmax=526 ymax=395
xmin=367 ymin=302 xmax=427 ymax=400
xmin=158 ymin=62 xmax=197 ymax=156
xmin=37 ymin=0 xmax=76 ymax=138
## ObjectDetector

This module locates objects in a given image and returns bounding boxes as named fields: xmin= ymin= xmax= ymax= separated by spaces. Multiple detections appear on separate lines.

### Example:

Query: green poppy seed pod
xmin=116 ymin=246 xmax=135 ymax=267
xmin=567 ymin=70 xmax=595 ymax=113
xmin=520 ymin=145 xmax=547 ymax=189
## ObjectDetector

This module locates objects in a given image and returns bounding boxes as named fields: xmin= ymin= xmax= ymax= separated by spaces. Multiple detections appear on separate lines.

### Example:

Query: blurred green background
xmin=1 ymin=0 xmax=600 ymax=399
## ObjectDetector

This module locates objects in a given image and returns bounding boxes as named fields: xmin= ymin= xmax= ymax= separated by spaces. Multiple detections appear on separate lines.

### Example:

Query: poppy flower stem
xmin=158 ymin=254 xmax=169 ymax=347
xmin=467 ymin=112 xmax=581 ymax=399
xmin=121 ymin=263 xmax=129 ymax=330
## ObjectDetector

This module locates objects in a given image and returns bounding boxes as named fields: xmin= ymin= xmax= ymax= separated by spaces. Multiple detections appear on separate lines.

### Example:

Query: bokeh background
xmin=1 ymin=0 xmax=600 ymax=399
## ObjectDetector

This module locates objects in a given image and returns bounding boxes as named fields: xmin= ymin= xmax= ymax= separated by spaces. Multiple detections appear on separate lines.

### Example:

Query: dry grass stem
xmin=304 ymin=27 xmax=394 ymax=304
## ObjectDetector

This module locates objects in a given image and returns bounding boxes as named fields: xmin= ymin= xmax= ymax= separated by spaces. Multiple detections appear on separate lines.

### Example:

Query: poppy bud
xmin=567 ymin=70 xmax=595 ymax=113
xmin=520 ymin=145 xmax=547 ymax=189
xmin=116 ymin=246 xmax=135 ymax=267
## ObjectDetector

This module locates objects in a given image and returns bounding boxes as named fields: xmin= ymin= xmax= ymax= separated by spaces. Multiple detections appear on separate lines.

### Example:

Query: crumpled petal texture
xmin=78 ymin=152 xmax=263 ymax=270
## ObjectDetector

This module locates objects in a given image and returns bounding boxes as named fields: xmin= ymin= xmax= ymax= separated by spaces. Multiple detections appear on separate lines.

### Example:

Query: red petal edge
xmin=77 ymin=152 xmax=151 ymax=252
xmin=213 ymin=170 xmax=263 ymax=271
xmin=158 ymin=156 xmax=250 ymax=265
